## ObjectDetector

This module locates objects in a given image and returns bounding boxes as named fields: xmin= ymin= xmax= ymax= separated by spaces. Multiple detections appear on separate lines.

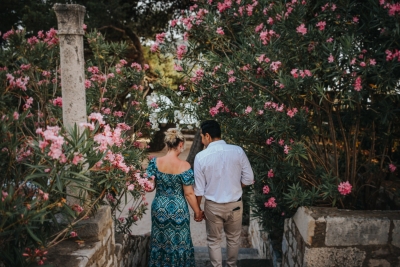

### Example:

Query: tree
xmin=153 ymin=0 xmax=400 ymax=236
xmin=0 ymin=0 xmax=191 ymax=64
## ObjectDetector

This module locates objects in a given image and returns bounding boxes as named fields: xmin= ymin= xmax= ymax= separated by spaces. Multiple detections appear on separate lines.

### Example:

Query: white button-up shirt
xmin=194 ymin=140 xmax=254 ymax=203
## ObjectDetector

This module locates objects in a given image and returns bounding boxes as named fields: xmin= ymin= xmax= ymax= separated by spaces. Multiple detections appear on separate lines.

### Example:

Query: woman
xmin=146 ymin=128 xmax=203 ymax=267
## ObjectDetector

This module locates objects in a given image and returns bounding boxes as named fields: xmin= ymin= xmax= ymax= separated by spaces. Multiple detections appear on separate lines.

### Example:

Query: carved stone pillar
xmin=54 ymin=4 xmax=87 ymax=206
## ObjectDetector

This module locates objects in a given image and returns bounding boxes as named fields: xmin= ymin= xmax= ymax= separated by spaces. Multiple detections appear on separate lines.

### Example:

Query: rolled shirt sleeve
xmin=193 ymin=156 xmax=206 ymax=196
xmin=240 ymin=149 xmax=254 ymax=185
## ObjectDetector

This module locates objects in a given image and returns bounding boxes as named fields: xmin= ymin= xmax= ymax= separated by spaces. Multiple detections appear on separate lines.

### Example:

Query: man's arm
xmin=240 ymin=149 xmax=254 ymax=186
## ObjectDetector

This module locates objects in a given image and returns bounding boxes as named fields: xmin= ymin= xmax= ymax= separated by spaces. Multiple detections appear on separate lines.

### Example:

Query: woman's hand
xmin=194 ymin=210 xmax=204 ymax=222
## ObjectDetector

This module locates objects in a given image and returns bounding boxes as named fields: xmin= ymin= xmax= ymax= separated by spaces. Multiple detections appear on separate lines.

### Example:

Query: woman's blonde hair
xmin=164 ymin=128 xmax=185 ymax=150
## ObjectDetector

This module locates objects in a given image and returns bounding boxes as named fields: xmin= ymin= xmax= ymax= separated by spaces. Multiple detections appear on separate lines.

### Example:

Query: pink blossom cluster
xmin=385 ymin=49 xmax=400 ymax=61
xmin=52 ymin=97 xmax=62 ymax=107
xmin=22 ymin=248 xmax=48 ymax=265
xmin=338 ymin=181 xmax=352 ymax=196
xmin=262 ymin=185 xmax=270 ymax=194
xmin=71 ymin=204 xmax=84 ymax=213
xmin=264 ymin=197 xmax=277 ymax=208
xmin=135 ymin=173 xmax=155 ymax=192
xmin=177 ymin=44 xmax=187 ymax=60
xmin=260 ymin=29 xmax=277 ymax=45
xmin=287 ymin=107 xmax=298 ymax=118
xmin=104 ymin=151 xmax=130 ymax=173
xmin=321 ymin=3 xmax=337 ymax=12
xmin=290 ymin=69 xmax=312 ymax=78
xmin=2 ymin=190 xmax=8 ymax=201
xmin=353 ymin=76 xmax=362 ymax=91
xmin=6 ymin=73 xmax=29 ymax=91
xmin=37 ymin=189 xmax=49 ymax=201
xmin=36 ymin=126 xmax=66 ymax=162
xmin=316 ymin=21 xmax=326 ymax=31
xmin=389 ymin=163 xmax=397 ymax=173
xmin=216 ymin=27 xmax=225 ymax=35
xmin=296 ymin=23 xmax=307 ymax=35
xmin=268 ymin=169 xmax=274 ymax=178
xmin=217 ymin=0 xmax=233 ymax=13
xmin=209 ymin=100 xmax=229 ymax=117
xmin=270 ymin=61 xmax=282 ymax=72
xmin=264 ymin=101 xmax=285 ymax=112
xmin=190 ymin=68 xmax=205 ymax=83
xmin=379 ymin=0 xmax=400 ymax=16
xmin=24 ymin=97 xmax=34 ymax=110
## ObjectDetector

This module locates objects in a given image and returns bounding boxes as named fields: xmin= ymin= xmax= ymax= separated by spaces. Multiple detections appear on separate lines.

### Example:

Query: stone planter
xmin=282 ymin=207 xmax=400 ymax=267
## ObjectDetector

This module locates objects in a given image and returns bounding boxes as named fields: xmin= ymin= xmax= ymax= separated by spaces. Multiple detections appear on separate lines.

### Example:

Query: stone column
xmin=54 ymin=4 xmax=87 ymax=206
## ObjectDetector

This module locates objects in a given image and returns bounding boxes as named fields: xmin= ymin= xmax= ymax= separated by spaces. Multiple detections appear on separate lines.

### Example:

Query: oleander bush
xmin=152 ymin=0 xmax=400 ymax=238
xmin=0 ymin=28 xmax=154 ymax=266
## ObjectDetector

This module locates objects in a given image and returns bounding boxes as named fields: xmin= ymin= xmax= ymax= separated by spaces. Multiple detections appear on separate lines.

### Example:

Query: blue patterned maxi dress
xmin=146 ymin=158 xmax=195 ymax=267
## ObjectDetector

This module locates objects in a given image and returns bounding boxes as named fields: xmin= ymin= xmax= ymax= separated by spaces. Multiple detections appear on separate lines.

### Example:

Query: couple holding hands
xmin=146 ymin=120 xmax=254 ymax=267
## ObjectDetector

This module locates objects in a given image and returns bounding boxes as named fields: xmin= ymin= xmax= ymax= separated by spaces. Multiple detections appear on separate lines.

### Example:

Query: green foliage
xmin=154 ymin=0 xmax=400 ymax=235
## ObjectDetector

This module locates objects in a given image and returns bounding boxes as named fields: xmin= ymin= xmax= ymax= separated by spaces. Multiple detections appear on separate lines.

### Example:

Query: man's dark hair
xmin=200 ymin=120 xmax=221 ymax=139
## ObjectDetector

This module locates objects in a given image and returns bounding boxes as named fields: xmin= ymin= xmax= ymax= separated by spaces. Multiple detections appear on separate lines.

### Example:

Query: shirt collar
xmin=207 ymin=140 xmax=226 ymax=148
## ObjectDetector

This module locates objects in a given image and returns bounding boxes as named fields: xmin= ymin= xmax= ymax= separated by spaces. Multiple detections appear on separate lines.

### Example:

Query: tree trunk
xmin=186 ymin=128 xmax=204 ymax=169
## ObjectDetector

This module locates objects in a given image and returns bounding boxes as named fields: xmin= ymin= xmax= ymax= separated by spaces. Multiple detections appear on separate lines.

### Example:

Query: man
xmin=194 ymin=120 xmax=254 ymax=267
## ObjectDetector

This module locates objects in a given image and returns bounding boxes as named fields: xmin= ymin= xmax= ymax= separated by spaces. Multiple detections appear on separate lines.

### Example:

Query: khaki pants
xmin=204 ymin=199 xmax=243 ymax=267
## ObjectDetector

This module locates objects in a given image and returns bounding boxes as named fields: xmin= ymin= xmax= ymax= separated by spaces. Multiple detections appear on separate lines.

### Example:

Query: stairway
xmin=194 ymin=246 xmax=272 ymax=267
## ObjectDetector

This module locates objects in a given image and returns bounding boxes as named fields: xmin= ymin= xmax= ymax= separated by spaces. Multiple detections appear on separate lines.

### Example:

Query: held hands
xmin=194 ymin=210 xmax=205 ymax=222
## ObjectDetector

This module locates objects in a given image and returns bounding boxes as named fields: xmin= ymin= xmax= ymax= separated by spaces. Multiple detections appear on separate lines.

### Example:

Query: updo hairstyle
xmin=164 ymin=128 xmax=185 ymax=150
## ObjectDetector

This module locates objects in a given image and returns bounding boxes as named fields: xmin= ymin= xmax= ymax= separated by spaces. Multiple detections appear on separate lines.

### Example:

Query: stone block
xmin=325 ymin=216 xmax=390 ymax=246
xmin=75 ymin=206 xmax=112 ymax=241
xmin=293 ymin=207 xmax=318 ymax=246
xmin=303 ymin=247 xmax=366 ymax=267
xmin=392 ymin=220 xmax=400 ymax=248
xmin=368 ymin=259 xmax=391 ymax=267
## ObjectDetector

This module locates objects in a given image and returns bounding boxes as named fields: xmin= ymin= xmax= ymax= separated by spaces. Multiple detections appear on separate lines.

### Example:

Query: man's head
xmin=200 ymin=120 xmax=221 ymax=147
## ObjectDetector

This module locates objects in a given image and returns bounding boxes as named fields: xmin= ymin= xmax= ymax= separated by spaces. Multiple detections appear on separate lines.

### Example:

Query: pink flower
xmin=13 ymin=112 xmax=19 ymax=120
xmin=353 ymin=16 xmax=359 ymax=23
xmin=338 ymin=181 xmax=352 ymax=195
xmin=291 ymin=69 xmax=298 ymax=78
xmin=360 ymin=62 xmax=366 ymax=67
xmin=266 ymin=137 xmax=274 ymax=145
xmin=369 ymin=59 xmax=376 ymax=65
xmin=170 ymin=19 xmax=178 ymax=27
xmin=245 ymin=106 xmax=252 ymax=114
xmin=42 ymin=193 xmax=49 ymax=201
xmin=264 ymin=197 xmax=277 ymax=208
xmin=278 ymin=139 xmax=285 ymax=146
xmin=176 ymin=44 xmax=187 ymax=60
xmin=270 ymin=61 xmax=282 ymax=72
xmin=52 ymin=97 xmax=62 ymax=107
xmin=72 ymin=154 xmax=84 ymax=165
xmin=255 ymin=23 xmax=264 ymax=33
xmin=209 ymin=107 xmax=219 ymax=117
xmin=354 ymin=76 xmax=362 ymax=91
xmin=262 ymin=185 xmax=270 ymax=194
xmin=284 ymin=145 xmax=291 ymax=154
xmin=127 ymin=184 xmax=135 ymax=191
xmin=84 ymin=79 xmax=92 ymax=89
xmin=328 ymin=54 xmax=334 ymax=63
xmin=216 ymin=27 xmax=225 ymax=35
xmin=82 ymin=24 xmax=87 ymax=30
xmin=316 ymin=21 xmax=326 ymax=31
xmin=326 ymin=37 xmax=333 ymax=43
xmin=70 ymin=231 xmax=78 ymax=238
xmin=268 ymin=169 xmax=274 ymax=178
xmin=389 ymin=163 xmax=397 ymax=173
xmin=287 ymin=108 xmax=298 ymax=118
xmin=296 ymin=23 xmax=307 ymax=35
xmin=155 ymin=32 xmax=166 ymax=43
xmin=174 ymin=64 xmax=183 ymax=71
xmin=150 ymin=43 xmax=159 ymax=53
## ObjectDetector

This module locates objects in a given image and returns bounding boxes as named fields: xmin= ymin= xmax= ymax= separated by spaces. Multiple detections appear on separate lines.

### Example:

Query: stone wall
xmin=249 ymin=216 xmax=282 ymax=267
xmin=46 ymin=206 xmax=150 ymax=267
xmin=282 ymin=207 xmax=400 ymax=267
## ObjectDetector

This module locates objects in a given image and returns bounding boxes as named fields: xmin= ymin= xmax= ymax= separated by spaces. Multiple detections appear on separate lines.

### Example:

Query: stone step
xmin=194 ymin=247 xmax=272 ymax=267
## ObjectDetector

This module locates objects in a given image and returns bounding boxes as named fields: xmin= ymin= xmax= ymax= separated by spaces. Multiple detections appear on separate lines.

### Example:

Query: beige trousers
xmin=204 ymin=199 xmax=243 ymax=267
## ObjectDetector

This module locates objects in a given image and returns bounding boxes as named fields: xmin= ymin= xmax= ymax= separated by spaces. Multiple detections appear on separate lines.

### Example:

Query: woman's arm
xmin=183 ymin=185 xmax=203 ymax=221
